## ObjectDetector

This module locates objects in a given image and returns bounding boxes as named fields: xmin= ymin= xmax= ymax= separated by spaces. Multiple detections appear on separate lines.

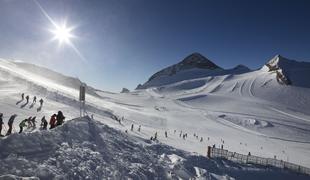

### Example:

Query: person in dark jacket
xmin=49 ymin=114 xmax=57 ymax=129
xmin=31 ymin=116 xmax=36 ymax=128
xmin=40 ymin=116 xmax=48 ymax=130
xmin=33 ymin=96 xmax=37 ymax=103
xmin=0 ymin=113 xmax=3 ymax=136
xmin=27 ymin=116 xmax=32 ymax=127
xmin=39 ymin=98 xmax=44 ymax=107
xmin=56 ymin=111 xmax=65 ymax=126
xmin=6 ymin=114 xmax=17 ymax=136
xmin=19 ymin=119 xmax=27 ymax=133
xmin=25 ymin=95 xmax=29 ymax=104
xmin=21 ymin=93 xmax=24 ymax=100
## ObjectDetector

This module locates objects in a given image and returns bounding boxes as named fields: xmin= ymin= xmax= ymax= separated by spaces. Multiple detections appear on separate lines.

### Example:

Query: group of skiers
xmin=125 ymin=122 xmax=207 ymax=143
xmin=0 ymin=111 xmax=65 ymax=137
xmin=20 ymin=93 xmax=44 ymax=107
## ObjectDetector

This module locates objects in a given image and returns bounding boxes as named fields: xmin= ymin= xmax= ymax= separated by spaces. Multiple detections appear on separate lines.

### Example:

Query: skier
xmin=49 ymin=114 xmax=57 ymax=129
xmin=40 ymin=116 xmax=48 ymax=130
xmin=31 ymin=116 xmax=37 ymax=128
xmin=56 ymin=111 xmax=65 ymax=126
xmin=0 ymin=113 xmax=3 ymax=136
xmin=200 ymin=137 xmax=203 ymax=142
xmin=33 ymin=96 xmax=37 ymax=103
xmin=39 ymin=98 xmax=44 ymax=106
xmin=6 ymin=114 xmax=17 ymax=136
xmin=25 ymin=95 xmax=29 ymax=103
xmin=248 ymin=152 xmax=251 ymax=156
xmin=221 ymin=144 xmax=224 ymax=149
xmin=21 ymin=93 xmax=24 ymax=100
xmin=154 ymin=132 xmax=158 ymax=140
xmin=131 ymin=124 xmax=134 ymax=131
xmin=27 ymin=116 xmax=32 ymax=127
xmin=165 ymin=131 xmax=168 ymax=138
xmin=19 ymin=119 xmax=28 ymax=133
xmin=138 ymin=125 xmax=141 ymax=132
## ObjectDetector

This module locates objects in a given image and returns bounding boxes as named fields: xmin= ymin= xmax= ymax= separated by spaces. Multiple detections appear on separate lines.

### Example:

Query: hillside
xmin=0 ymin=55 xmax=310 ymax=179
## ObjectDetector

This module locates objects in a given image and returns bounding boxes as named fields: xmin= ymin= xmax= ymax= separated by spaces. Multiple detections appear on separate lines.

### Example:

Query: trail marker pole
xmin=79 ymin=83 xmax=86 ymax=117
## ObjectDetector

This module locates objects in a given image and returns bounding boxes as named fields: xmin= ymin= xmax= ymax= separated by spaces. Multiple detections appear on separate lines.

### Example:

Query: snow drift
xmin=0 ymin=116 xmax=309 ymax=180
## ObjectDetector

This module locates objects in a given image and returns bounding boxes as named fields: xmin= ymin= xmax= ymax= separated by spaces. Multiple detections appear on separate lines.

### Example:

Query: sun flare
xmin=51 ymin=23 xmax=74 ymax=45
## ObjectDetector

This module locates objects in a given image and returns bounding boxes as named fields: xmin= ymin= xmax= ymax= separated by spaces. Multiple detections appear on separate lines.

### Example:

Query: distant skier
xmin=39 ymin=98 xmax=44 ymax=106
xmin=138 ymin=125 xmax=141 ymax=132
xmin=56 ymin=111 xmax=65 ymax=126
xmin=131 ymin=124 xmax=134 ymax=131
xmin=31 ymin=116 xmax=36 ymax=128
xmin=200 ymin=137 xmax=203 ymax=142
xmin=49 ymin=114 xmax=57 ymax=129
xmin=27 ymin=116 xmax=32 ymax=127
xmin=40 ymin=116 xmax=48 ymax=130
xmin=154 ymin=132 xmax=158 ymax=140
xmin=25 ymin=95 xmax=29 ymax=103
xmin=33 ymin=96 xmax=37 ymax=103
xmin=165 ymin=131 xmax=168 ymax=138
xmin=21 ymin=93 xmax=24 ymax=100
xmin=19 ymin=119 xmax=27 ymax=133
xmin=0 ymin=113 xmax=3 ymax=136
xmin=6 ymin=114 xmax=17 ymax=136
xmin=248 ymin=152 xmax=251 ymax=156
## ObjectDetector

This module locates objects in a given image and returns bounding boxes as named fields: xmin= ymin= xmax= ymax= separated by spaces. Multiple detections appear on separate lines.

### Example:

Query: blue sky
xmin=0 ymin=0 xmax=310 ymax=92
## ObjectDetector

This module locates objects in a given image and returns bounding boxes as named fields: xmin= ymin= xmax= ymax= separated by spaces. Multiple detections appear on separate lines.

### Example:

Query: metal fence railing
xmin=207 ymin=146 xmax=310 ymax=176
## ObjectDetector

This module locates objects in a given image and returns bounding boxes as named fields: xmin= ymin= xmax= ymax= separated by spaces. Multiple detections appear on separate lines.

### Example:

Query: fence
xmin=207 ymin=146 xmax=310 ymax=176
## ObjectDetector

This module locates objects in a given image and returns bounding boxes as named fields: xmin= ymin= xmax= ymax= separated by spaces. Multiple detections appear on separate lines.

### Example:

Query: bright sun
xmin=51 ymin=23 xmax=74 ymax=45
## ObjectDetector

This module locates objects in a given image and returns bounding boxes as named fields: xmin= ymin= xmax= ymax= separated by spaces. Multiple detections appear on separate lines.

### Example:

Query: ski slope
xmin=0 ymin=55 xmax=310 ymax=179
xmin=1 ymin=117 xmax=308 ymax=179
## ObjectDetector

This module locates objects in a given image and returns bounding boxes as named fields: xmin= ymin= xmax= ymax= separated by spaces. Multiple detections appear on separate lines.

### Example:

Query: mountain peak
xmin=179 ymin=53 xmax=221 ymax=70
xmin=145 ymin=53 xmax=222 ymax=83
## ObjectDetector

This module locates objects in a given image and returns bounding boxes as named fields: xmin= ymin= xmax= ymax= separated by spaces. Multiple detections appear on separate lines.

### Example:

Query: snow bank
xmin=0 ymin=116 xmax=308 ymax=180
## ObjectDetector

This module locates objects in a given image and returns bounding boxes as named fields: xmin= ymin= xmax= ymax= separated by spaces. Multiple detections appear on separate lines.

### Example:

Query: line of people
xmin=0 ymin=111 xmax=65 ymax=136
xmin=18 ymin=93 xmax=44 ymax=107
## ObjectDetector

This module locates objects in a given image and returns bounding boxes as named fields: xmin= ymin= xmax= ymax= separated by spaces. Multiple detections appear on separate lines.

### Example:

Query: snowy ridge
xmin=263 ymin=55 xmax=310 ymax=87
xmin=0 ymin=116 xmax=309 ymax=180
xmin=0 ymin=59 xmax=99 ymax=97
xmin=138 ymin=53 xmax=250 ymax=89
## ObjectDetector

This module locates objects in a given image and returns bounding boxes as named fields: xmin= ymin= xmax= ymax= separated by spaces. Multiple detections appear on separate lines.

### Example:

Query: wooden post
xmin=207 ymin=146 xmax=211 ymax=158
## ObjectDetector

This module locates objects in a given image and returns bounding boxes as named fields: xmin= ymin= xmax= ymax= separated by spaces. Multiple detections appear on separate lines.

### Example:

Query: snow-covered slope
xmin=0 ymin=54 xmax=310 ymax=179
xmin=1 ymin=116 xmax=309 ymax=180
xmin=0 ymin=59 xmax=99 ymax=97
xmin=262 ymin=55 xmax=310 ymax=87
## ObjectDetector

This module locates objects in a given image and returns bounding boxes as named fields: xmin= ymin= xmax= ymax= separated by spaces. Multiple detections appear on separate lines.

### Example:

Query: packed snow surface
xmin=0 ymin=54 xmax=310 ymax=179
xmin=0 ymin=117 xmax=309 ymax=180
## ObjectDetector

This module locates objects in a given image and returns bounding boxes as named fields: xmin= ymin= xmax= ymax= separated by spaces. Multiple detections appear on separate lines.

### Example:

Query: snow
xmin=0 ymin=54 xmax=310 ymax=179
xmin=1 ymin=117 xmax=309 ymax=179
